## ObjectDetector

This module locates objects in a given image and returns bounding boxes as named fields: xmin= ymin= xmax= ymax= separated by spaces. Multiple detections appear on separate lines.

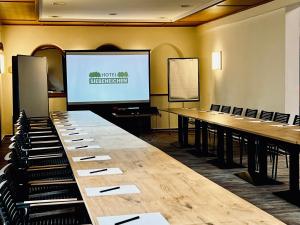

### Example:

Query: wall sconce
xmin=0 ymin=43 xmax=4 ymax=74
xmin=212 ymin=51 xmax=222 ymax=70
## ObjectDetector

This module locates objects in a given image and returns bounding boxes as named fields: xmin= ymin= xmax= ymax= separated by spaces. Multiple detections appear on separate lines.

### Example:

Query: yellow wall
xmin=196 ymin=8 xmax=286 ymax=112
xmin=1 ymin=26 xmax=199 ymax=136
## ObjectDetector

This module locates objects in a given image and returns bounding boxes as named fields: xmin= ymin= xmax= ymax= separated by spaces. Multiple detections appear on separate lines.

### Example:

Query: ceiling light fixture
xmin=109 ymin=13 xmax=118 ymax=16
xmin=50 ymin=15 xmax=60 ymax=18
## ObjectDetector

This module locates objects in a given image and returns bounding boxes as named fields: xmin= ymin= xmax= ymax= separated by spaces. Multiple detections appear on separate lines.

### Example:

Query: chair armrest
xmin=31 ymin=140 xmax=60 ymax=144
xmin=17 ymin=198 xmax=79 ymax=208
xmin=4 ymin=152 xmax=12 ymax=161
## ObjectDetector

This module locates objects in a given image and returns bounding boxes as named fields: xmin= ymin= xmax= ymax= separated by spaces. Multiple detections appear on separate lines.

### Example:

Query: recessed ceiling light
xmin=53 ymin=2 xmax=66 ymax=6
xmin=181 ymin=4 xmax=191 ymax=8
xmin=109 ymin=13 xmax=118 ymax=16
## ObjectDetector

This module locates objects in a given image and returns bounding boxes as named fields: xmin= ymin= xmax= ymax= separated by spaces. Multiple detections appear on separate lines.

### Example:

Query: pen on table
xmin=89 ymin=168 xmax=107 ymax=174
xmin=79 ymin=156 xmax=96 ymax=161
xmin=115 ymin=216 xmax=140 ymax=225
xmin=72 ymin=138 xmax=84 ymax=142
xmin=68 ymin=132 xmax=79 ymax=135
xmin=76 ymin=145 xmax=88 ymax=149
xmin=100 ymin=186 xmax=120 ymax=193
xmin=67 ymin=128 xmax=76 ymax=130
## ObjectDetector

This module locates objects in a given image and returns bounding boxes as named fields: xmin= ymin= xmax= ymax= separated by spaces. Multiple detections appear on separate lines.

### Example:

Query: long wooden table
xmin=162 ymin=108 xmax=300 ymax=202
xmin=51 ymin=110 xmax=285 ymax=225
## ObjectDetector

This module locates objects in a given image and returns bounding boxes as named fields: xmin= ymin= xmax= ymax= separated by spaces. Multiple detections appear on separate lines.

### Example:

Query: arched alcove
xmin=32 ymin=45 xmax=65 ymax=93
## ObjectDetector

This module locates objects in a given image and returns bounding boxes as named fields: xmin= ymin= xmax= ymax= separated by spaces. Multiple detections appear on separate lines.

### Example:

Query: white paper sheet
xmin=270 ymin=124 xmax=288 ymax=127
xmin=293 ymin=129 xmax=300 ymax=132
xmin=64 ymin=138 xmax=94 ymax=143
xmin=54 ymin=121 xmax=75 ymax=124
xmin=61 ymin=132 xmax=88 ymax=137
xmin=72 ymin=155 xmax=111 ymax=162
xmin=77 ymin=168 xmax=122 ymax=177
xmin=97 ymin=212 xmax=169 ymax=225
xmin=234 ymin=118 xmax=244 ymax=120
xmin=56 ymin=124 xmax=78 ymax=127
xmin=59 ymin=128 xmax=82 ymax=132
xmin=66 ymin=145 xmax=101 ymax=150
xmin=85 ymin=185 xmax=140 ymax=197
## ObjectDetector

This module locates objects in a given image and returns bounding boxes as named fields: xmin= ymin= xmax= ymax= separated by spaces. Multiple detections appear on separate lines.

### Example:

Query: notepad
xmin=72 ymin=155 xmax=111 ymax=162
xmin=249 ymin=120 xmax=262 ymax=123
xmin=97 ymin=212 xmax=169 ymax=225
xmin=77 ymin=168 xmax=122 ymax=177
xmin=66 ymin=144 xmax=101 ymax=150
xmin=85 ymin=185 xmax=140 ymax=197
xmin=61 ymin=132 xmax=88 ymax=137
xmin=64 ymin=138 xmax=94 ymax=143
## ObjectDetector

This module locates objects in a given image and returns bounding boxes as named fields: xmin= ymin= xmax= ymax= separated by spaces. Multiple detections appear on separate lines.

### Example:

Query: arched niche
xmin=96 ymin=44 xmax=121 ymax=51
xmin=32 ymin=45 xmax=65 ymax=93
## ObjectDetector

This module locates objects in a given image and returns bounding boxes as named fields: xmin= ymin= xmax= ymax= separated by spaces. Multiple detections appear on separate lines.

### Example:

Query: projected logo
xmin=89 ymin=71 xmax=128 ymax=84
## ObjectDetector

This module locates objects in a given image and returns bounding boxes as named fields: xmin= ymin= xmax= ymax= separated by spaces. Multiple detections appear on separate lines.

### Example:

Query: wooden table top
xmin=52 ymin=110 xmax=285 ymax=225
xmin=162 ymin=108 xmax=300 ymax=145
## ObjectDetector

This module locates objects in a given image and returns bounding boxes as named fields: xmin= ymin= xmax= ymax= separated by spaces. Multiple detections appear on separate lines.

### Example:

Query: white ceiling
xmin=39 ymin=0 xmax=224 ymax=22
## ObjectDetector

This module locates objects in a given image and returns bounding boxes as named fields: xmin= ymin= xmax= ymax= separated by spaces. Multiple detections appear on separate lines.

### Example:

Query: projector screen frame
xmin=168 ymin=57 xmax=200 ymax=102
xmin=64 ymin=49 xmax=151 ymax=107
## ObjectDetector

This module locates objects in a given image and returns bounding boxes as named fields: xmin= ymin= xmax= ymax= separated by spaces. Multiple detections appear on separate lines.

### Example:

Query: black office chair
xmin=220 ymin=105 xmax=231 ymax=114
xmin=273 ymin=112 xmax=290 ymax=124
xmin=259 ymin=110 xmax=274 ymax=121
xmin=238 ymin=108 xmax=258 ymax=165
xmin=1 ymin=164 xmax=79 ymax=203
xmin=268 ymin=112 xmax=290 ymax=179
xmin=293 ymin=115 xmax=300 ymax=126
xmin=231 ymin=107 xmax=243 ymax=116
xmin=210 ymin=104 xmax=221 ymax=112
xmin=0 ymin=180 xmax=91 ymax=225
xmin=245 ymin=108 xmax=258 ymax=118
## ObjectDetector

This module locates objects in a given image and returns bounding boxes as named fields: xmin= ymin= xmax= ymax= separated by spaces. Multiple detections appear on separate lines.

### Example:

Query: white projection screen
xmin=65 ymin=51 xmax=150 ymax=105
xmin=168 ymin=58 xmax=199 ymax=102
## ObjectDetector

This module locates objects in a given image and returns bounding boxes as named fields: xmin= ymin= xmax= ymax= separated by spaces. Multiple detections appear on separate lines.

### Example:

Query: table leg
xmin=247 ymin=135 xmax=256 ymax=176
xmin=195 ymin=120 xmax=201 ymax=151
xmin=257 ymin=138 xmax=268 ymax=179
xmin=289 ymin=146 xmax=299 ymax=192
xmin=178 ymin=115 xmax=183 ymax=146
xmin=225 ymin=129 xmax=233 ymax=166
xmin=202 ymin=121 xmax=208 ymax=154
xmin=217 ymin=126 xmax=225 ymax=164
xmin=182 ymin=116 xmax=189 ymax=146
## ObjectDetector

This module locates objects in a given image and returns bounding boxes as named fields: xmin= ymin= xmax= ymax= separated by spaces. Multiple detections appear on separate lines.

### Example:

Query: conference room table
xmin=51 ymin=110 xmax=284 ymax=225
xmin=162 ymin=108 xmax=300 ymax=202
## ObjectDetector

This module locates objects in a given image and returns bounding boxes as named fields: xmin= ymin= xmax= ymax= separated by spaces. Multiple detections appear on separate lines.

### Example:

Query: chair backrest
xmin=232 ymin=107 xmax=243 ymax=116
xmin=245 ymin=108 xmax=258 ymax=118
xmin=220 ymin=105 xmax=231 ymax=114
xmin=210 ymin=104 xmax=221 ymax=112
xmin=0 ymin=181 xmax=22 ymax=225
xmin=293 ymin=115 xmax=300 ymax=126
xmin=259 ymin=110 xmax=274 ymax=121
xmin=273 ymin=112 xmax=290 ymax=124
